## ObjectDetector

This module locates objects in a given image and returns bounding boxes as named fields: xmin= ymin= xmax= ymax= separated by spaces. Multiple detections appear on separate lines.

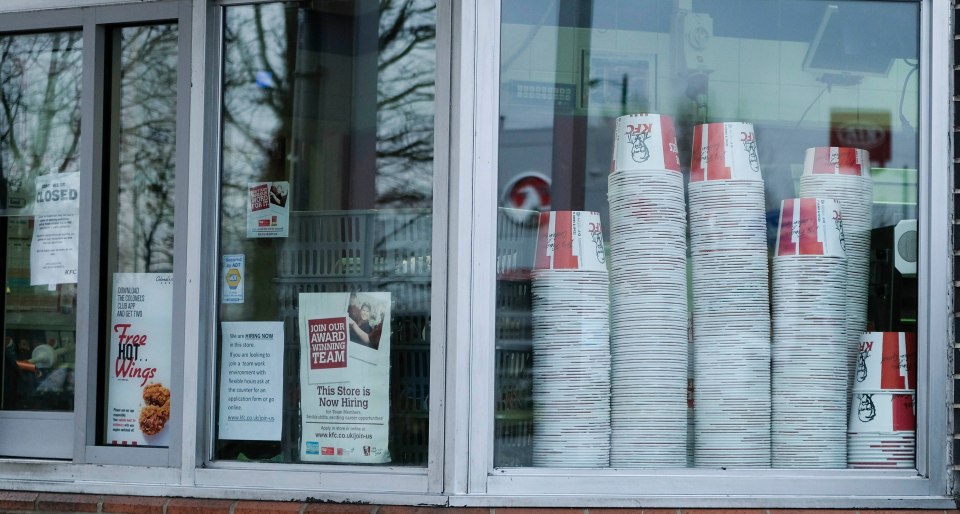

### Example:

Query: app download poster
xmin=298 ymin=292 xmax=391 ymax=463
xmin=105 ymin=273 xmax=173 ymax=446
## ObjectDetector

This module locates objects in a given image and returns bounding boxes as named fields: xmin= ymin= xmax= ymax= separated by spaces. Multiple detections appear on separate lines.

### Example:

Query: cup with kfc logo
xmin=690 ymin=122 xmax=763 ymax=182
xmin=611 ymin=114 xmax=681 ymax=173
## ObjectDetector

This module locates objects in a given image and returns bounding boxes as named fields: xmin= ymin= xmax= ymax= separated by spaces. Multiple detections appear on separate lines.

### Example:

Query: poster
xmin=298 ymin=292 xmax=391 ymax=463
xmin=246 ymin=181 xmax=289 ymax=238
xmin=33 ymin=172 xmax=80 ymax=216
xmin=30 ymin=214 xmax=79 ymax=286
xmin=30 ymin=172 xmax=80 ymax=286
xmin=221 ymin=254 xmax=244 ymax=304
xmin=218 ymin=322 xmax=284 ymax=441
xmin=105 ymin=273 xmax=173 ymax=446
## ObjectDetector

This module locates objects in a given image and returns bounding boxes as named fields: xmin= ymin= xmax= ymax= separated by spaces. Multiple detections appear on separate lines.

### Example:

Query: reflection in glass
xmin=100 ymin=24 xmax=178 ymax=447
xmin=494 ymin=0 xmax=920 ymax=468
xmin=0 ymin=31 xmax=82 ymax=413
xmin=217 ymin=0 xmax=436 ymax=465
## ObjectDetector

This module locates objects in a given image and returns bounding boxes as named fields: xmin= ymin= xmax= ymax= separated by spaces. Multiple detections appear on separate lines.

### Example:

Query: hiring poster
xmin=30 ymin=172 xmax=80 ymax=286
xmin=298 ymin=292 xmax=391 ymax=463
xmin=218 ymin=321 xmax=284 ymax=441
xmin=104 ymin=273 xmax=173 ymax=447
xmin=246 ymin=181 xmax=289 ymax=238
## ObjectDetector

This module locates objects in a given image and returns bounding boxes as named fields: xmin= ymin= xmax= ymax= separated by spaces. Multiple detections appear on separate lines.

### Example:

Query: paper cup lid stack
xmin=771 ymin=197 xmax=849 ymax=468
xmin=530 ymin=211 xmax=611 ymax=467
xmin=607 ymin=114 xmax=689 ymax=467
xmin=688 ymin=121 xmax=771 ymax=468
xmin=847 ymin=332 xmax=917 ymax=469
xmin=798 ymin=147 xmax=874 ymax=393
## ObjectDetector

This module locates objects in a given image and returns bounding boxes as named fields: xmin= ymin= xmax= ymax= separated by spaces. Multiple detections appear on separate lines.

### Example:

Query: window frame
xmin=449 ymin=0 xmax=955 ymax=507
xmin=0 ymin=0 xmax=194 ymax=476
xmin=191 ymin=0 xmax=453 ymax=498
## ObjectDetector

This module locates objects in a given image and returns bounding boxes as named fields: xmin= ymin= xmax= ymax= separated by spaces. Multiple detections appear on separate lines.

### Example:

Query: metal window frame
xmin=0 ymin=0 xmax=194 ymax=479
xmin=448 ymin=0 xmax=956 ymax=508
xmin=0 ymin=0 xmax=952 ymax=507
xmin=189 ymin=0 xmax=452 ymax=498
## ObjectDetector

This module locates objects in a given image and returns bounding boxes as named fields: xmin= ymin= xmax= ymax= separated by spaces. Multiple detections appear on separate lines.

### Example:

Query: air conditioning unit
xmin=893 ymin=219 xmax=917 ymax=277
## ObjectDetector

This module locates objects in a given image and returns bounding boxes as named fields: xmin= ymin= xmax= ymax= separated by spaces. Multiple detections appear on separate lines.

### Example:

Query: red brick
xmin=101 ymin=494 xmax=168 ymax=514
xmin=680 ymin=510 xmax=767 ymax=514
xmin=37 ymin=492 xmax=100 ymax=512
xmin=769 ymin=511 xmax=857 ymax=514
xmin=380 ymin=508 xmax=487 ymax=514
xmin=165 ymin=497 xmax=234 ymax=514
xmin=588 ymin=510 xmax=677 ymax=514
xmin=303 ymin=504 xmax=375 ymax=514
xmin=495 ymin=509 xmax=584 ymax=514
xmin=874 ymin=511 xmax=952 ymax=514
xmin=235 ymin=500 xmax=304 ymax=514
xmin=854 ymin=511 xmax=948 ymax=514
xmin=0 ymin=490 xmax=38 ymax=510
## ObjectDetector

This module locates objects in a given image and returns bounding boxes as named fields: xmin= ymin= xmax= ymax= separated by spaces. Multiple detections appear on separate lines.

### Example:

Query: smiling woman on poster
xmin=348 ymin=300 xmax=383 ymax=350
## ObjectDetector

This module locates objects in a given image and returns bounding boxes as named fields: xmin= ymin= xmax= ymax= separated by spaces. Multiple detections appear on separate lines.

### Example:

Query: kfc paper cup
xmin=775 ymin=198 xmax=846 ymax=258
xmin=803 ymin=147 xmax=871 ymax=177
xmin=690 ymin=122 xmax=762 ymax=182
xmin=611 ymin=113 xmax=681 ymax=173
xmin=533 ymin=211 xmax=607 ymax=271
xmin=848 ymin=392 xmax=916 ymax=433
xmin=853 ymin=332 xmax=917 ymax=392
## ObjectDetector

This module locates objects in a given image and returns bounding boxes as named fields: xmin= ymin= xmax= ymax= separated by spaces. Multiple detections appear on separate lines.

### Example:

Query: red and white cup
xmin=533 ymin=211 xmax=607 ymax=272
xmin=803 ymin=147 xmax=871 ymax=177
xmin=848 ymin=392 xmax=916 ymax=433
xmin=690 ymin=122 xmax=762 ymax=182
xmin=611 ymin=113 xmax=681 ymax=173
xmin=854 ymin=332 xmax=917 ymax=392
xmin=775 ymin=198 xmax=846 ymax=258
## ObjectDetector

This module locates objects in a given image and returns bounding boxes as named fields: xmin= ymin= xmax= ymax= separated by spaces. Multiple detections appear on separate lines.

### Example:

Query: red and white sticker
xmin=533 ymin=211 xmax=606 ymax=271
xmin=611 ymin=113 xmax=680 ymax=173
xmin=849 ymin=392 xmax=916 ymax=433
xmin=803 ymin=146 xmax=870 ymax=177
xmin=854 ymin=332 xmax=917 ymax=392
xmin=775 ymin=198 xmax=846 ymax=258
xmin=690 ymin=122 xmax=762 ymax=182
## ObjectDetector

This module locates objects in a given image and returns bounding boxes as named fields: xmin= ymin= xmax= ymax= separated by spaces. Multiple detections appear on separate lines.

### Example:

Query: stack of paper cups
xmin=848 ymin=332 xmax=917 ymax=468
xmin=688 ymin=122 xmax=770 ymax=468
xmin=530 ymin=211 xmax=611 ymax=467
xmin=771 ymin=198 xmax=849 ymax=468
xmin=607 ymin=113 xmax=688 ymax=467
xmin=798 ymin=147 xmax=873 ymax=382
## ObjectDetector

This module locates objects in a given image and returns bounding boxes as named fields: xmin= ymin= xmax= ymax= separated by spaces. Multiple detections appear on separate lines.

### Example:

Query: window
xmin=491 ymin=0 xmax=928 ymax=478
xmin=214 ymin=0 xmax=437 ymax=467
xmin=0 ymin=30 xmax=82 ymax=459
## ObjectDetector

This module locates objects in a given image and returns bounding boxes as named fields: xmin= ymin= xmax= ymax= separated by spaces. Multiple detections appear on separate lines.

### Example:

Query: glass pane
xmin=101 ymin=24 xmax=178 ymax=447
xmin=216 ymin=0 xmax=436 ymax=466
xmin=0 ymin=31 xmax=82 ymax=413
xmin=494 ymin=0 xmax=920 ymax=469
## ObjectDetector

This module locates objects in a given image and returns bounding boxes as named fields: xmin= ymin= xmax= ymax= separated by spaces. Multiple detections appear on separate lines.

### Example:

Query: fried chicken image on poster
xmin=139 ymin=383 xmax=171 ymax=436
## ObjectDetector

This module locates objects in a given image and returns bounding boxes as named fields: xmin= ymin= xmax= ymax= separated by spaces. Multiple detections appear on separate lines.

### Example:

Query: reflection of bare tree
xmin=220 ymin=0 xmax=435 ymax=218
xmin=114 ymin=25 xmax=178 ymax=272
xmin=376 ymin=0 xmax=435 ymax=208
xmin=0 ymin=32 xmax=82 ymax=209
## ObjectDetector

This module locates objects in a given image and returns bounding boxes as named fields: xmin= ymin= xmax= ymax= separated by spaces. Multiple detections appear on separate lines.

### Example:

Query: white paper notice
xmin=105 ymin=273 xmax=173 ymax=447
xmin=299 ymin=292 xmax=391 ymax=463
xmin=221 ymin=254 xmax=244 ymax=304
xmin=246 ymin=181 xmax=289 ymax=238
xmin=30 ymin=214 xmax=79 ymax=286
xmin=33 ymin=172 xmax=80 ymax=215
xmin=30 ymin=172 xmax=80 ymax=286
xmin=218 ymin=321 xmax=284 ymax=441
